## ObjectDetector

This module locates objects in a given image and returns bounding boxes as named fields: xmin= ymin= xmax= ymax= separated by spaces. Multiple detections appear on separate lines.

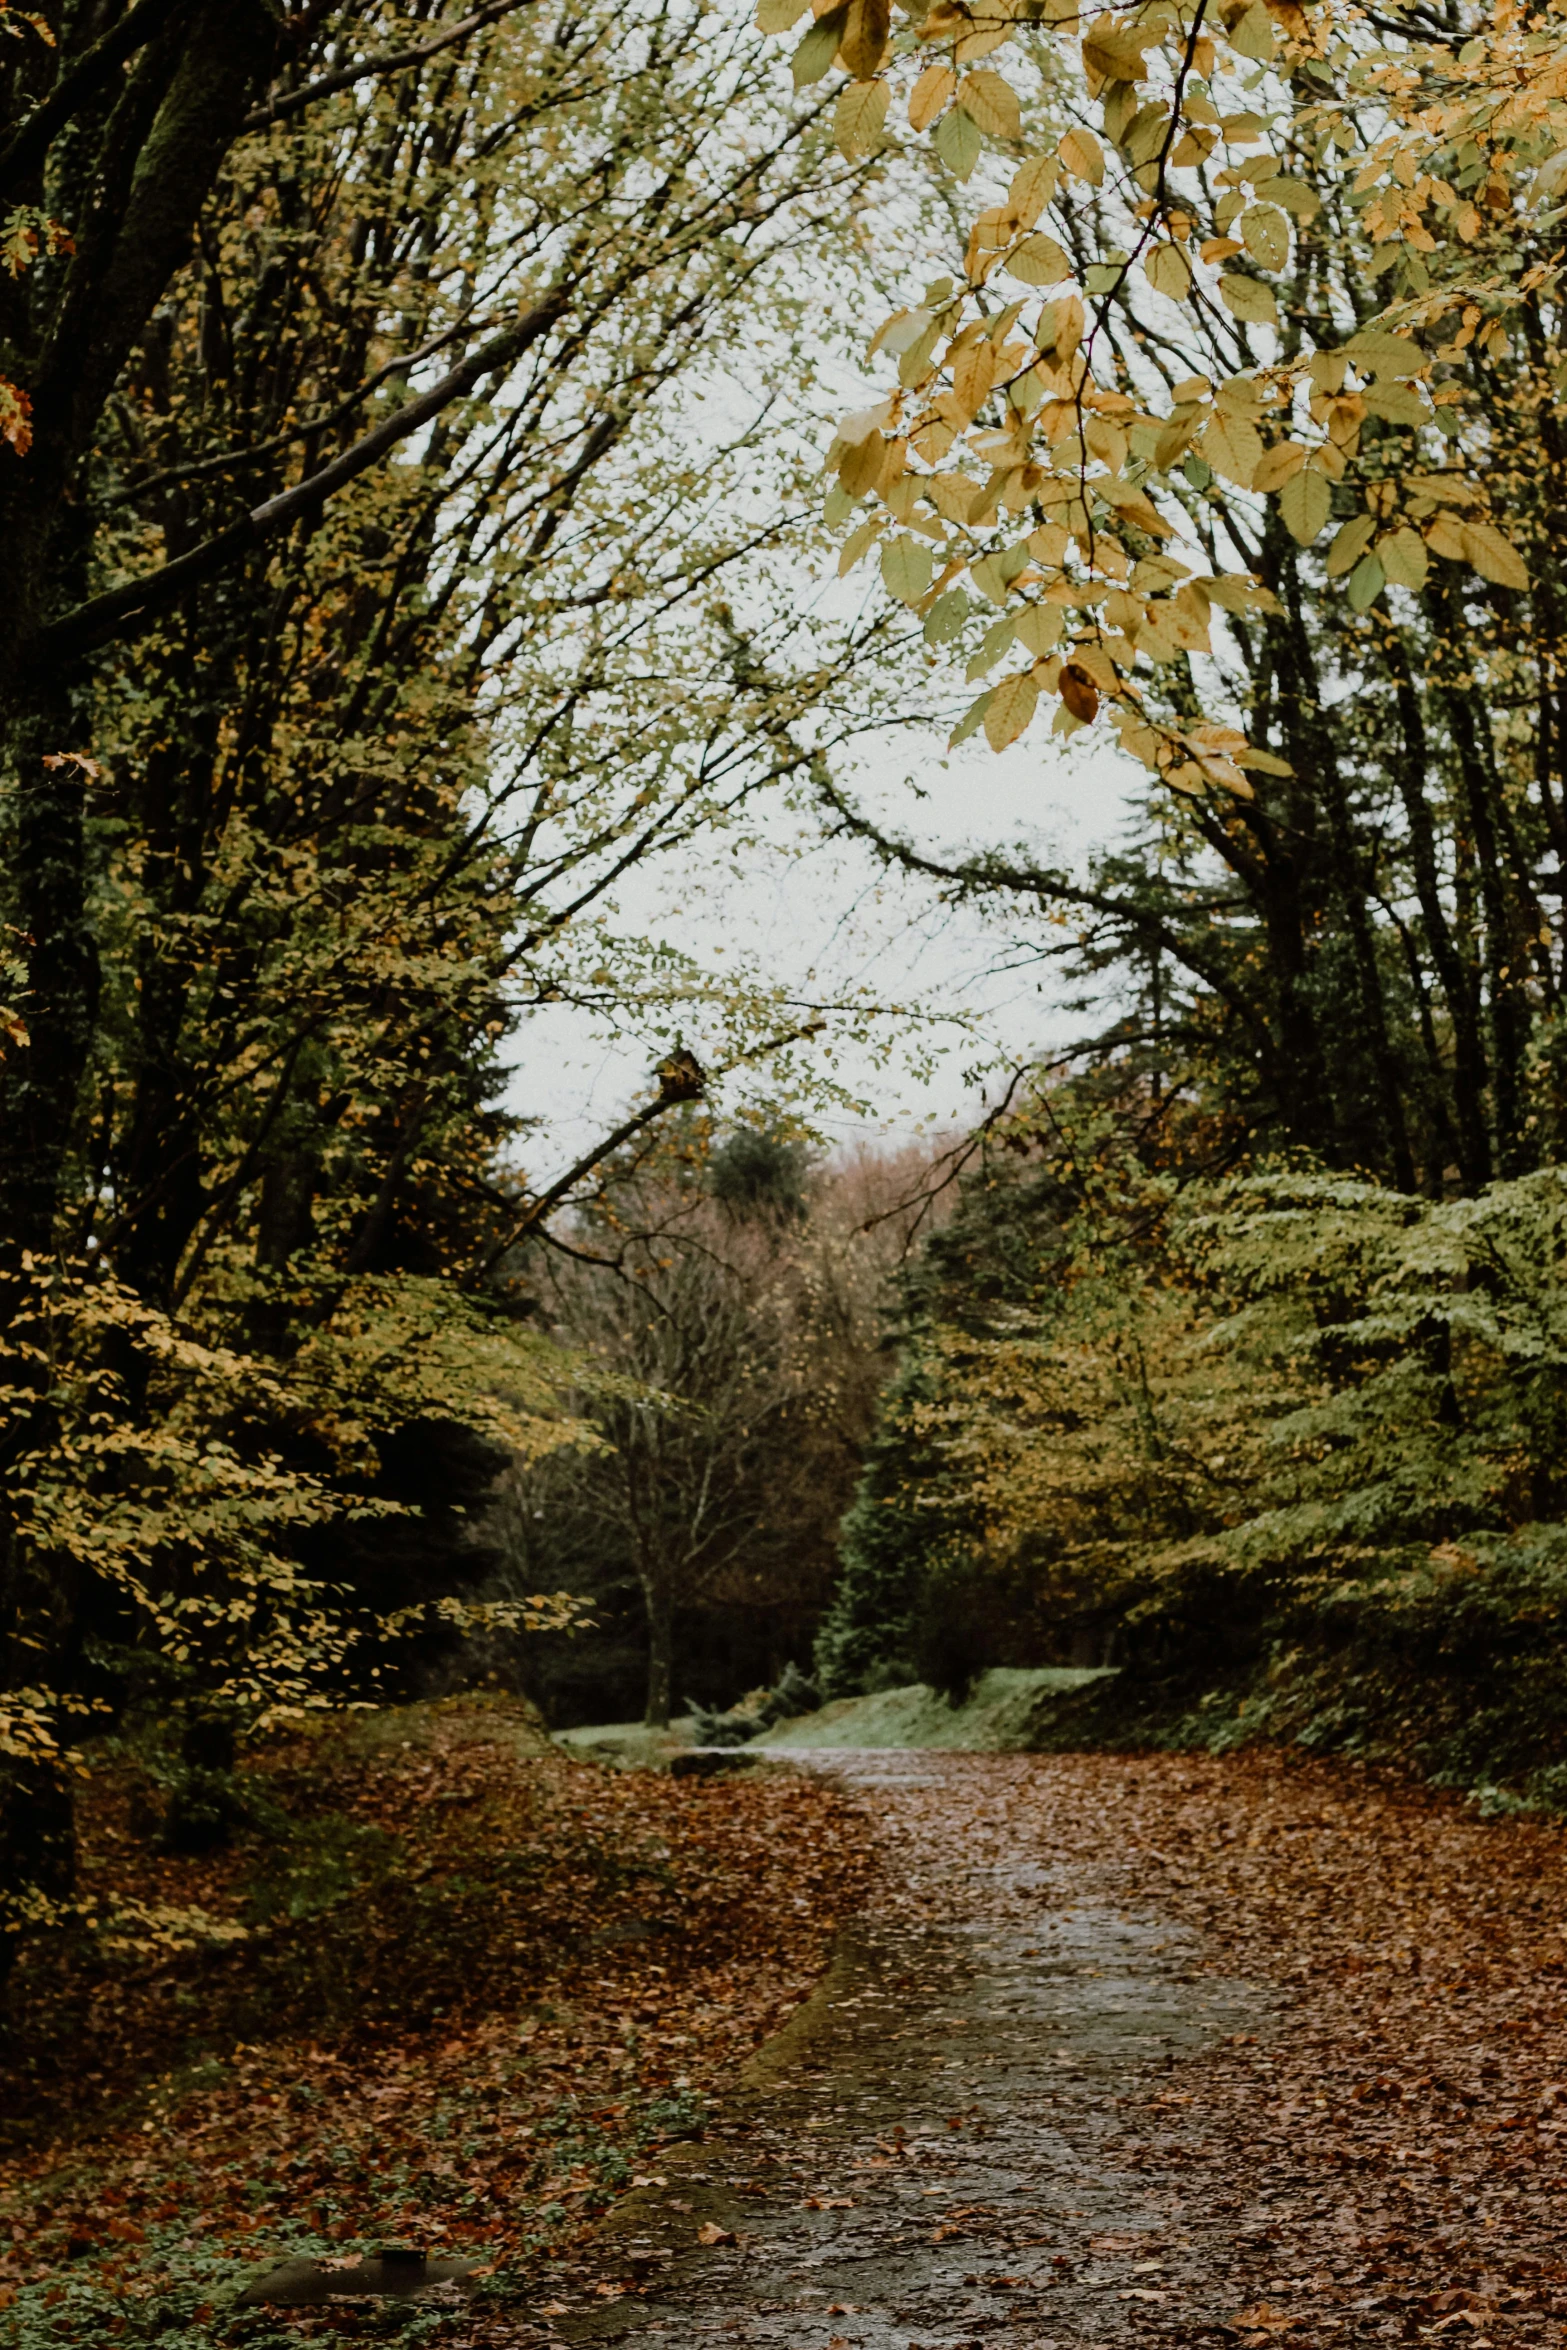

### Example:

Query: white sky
xmin=506 ymin=707 xmax=1143 ymax=1180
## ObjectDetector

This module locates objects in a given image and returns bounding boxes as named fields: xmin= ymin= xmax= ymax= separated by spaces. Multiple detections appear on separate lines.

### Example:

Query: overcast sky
xmin=506 ymin=706 xmax=1141 ymax=1183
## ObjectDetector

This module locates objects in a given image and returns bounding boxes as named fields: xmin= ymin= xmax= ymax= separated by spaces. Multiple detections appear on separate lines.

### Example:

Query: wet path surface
xmin=558 ymin=1754 xmax=1274 ymax=2349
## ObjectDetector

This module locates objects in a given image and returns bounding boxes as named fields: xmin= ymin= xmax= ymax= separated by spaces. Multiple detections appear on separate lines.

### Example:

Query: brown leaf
xmin=696 ymin=2221 xmax=735 ymax=2245
xmin=838 ymin=0 xmax=890 ymax=77
xmin=1059 ymin=662 xmax=1099 ymax=723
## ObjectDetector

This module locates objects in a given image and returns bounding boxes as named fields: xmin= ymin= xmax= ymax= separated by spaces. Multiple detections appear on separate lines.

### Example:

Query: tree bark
xmin=643 ymin=1578 xmax=674 ymax=1729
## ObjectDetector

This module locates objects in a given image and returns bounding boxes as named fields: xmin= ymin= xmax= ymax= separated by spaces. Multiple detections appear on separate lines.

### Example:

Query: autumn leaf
xmin=1058 ymin=127 xmax=1103 ymax=185
xmin=1144 ymin=243 xmax=1192 ymax=301
xmin=1378 ymin=526 xmax=1428 ymax=592
xmin=958 ymin=69 xmax=1021 ymax=142
xmin=1006 ymin=232 xmax=1072 ymax=286
xmin=908 ymin=62 xmax=955 ymax=128
xmin=984 ymin=669 xmax=1039 ymax=750
xmin=1058 ymin=661 xmax=1099 ymax=722
xmin=1279 ymin=467 xmax=1332 ymax=545
xmin=835 ymin=78 xmax=888 ymax=159
xmin=950 ymin=340 xmax=997 ymax=418
xmin=0 ymin=374 xmax=31 ymax=457
xmin=697 ymin=2222 xmax=736 ymax=2245
xmin=1459 ymin=519 xmax=1529 ymax=590
xmin=838 ymin=0 xmax=890 ymax=79
xmin=1252 ymin=439 xmax=1307 ymax=495
xmin=1200 ymin=412 xmax=1262 ymax=489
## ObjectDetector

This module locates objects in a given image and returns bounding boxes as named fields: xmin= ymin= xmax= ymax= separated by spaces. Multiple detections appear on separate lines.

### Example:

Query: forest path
xmin=555 ymin=1751 xmax=1268 ymax=2350
xmin=548 ymin=1749 xmax=1567 ymax=2350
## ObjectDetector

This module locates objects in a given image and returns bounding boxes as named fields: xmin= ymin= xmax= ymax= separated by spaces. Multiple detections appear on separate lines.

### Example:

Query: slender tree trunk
xmin=643 ymin=1577 xmax=674 ymax=1729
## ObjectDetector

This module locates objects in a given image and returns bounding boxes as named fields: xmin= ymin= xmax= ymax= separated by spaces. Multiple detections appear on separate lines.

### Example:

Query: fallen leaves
xmin=0 ymin=1698 xmax=878 ymax=2332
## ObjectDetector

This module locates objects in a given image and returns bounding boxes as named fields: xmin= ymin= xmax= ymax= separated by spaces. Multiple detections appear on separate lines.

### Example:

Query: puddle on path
xmin=558 ymin=1754 xmax=1274 ymax=2350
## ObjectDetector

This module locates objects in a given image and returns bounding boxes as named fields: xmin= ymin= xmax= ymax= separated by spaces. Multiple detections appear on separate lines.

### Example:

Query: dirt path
xmin=542 ymin=1750 xmax=1567 ymax=2350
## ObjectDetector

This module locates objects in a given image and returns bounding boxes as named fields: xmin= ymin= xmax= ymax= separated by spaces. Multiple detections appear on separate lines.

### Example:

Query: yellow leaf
xmin=1200 ymin=412 xmax=1262 ymax=489
xmin=1362 ymin=383 xmax=1429 ymax=428
xmin=1007 ymin=154 xmax=1060 ymax=225
xmin=1252 ymin=439 xmax=1306 ymax=494
xmin=1278 ymin=468 xmax=1332 ymax=545
xmin=909 ymin=62 xmax=955 ymax=129
xmin=958 ymin=69 xmax=1021 ymax=141
xmin=984 ymin=669 xmax=1040 ymax=749
xmin=1006 ymin=232 xmax=1072 ymax=286
xmin=1144 ymin=243 xmax=1192 ymax=301
xmin=1424 ymin=513 xmax=1468 ymax=563
xmin=1460 ymin=520 xmax=1529 ymax=590
xmin=835 ymin=78 xmax=889 ymax=158
xmin=757 ymin=0 xmax=810 ymax=29
xmin=951 ymin=340 xmax=997 ymax=418
xmin=1016 ymin=604 xmax=1062 ymax=656
xmin=1059 ymin=127 xmax=1104 ymax=185
xmin=1378 ymin=526 xmax=1428 ymax=592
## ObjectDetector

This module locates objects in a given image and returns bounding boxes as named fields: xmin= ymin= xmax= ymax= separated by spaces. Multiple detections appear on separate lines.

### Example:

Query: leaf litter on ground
xmin=0 ymin=1695 xmax=876 ymax=2347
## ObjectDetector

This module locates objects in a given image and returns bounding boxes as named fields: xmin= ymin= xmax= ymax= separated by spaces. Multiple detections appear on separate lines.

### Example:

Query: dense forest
xmin=3 ymin=3 xmax=1567 ymax=2308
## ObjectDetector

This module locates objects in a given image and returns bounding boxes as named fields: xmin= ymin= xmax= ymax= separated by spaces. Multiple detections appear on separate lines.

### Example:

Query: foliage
xmin=0 ymin=1 xmax=932 ymax=1956
xmin=486 ymin=1125 xmax=930 ymax=1726
xmin=0 ymin=1695 xmax=876 ymax=2342
xmin=765 ymin=0 xmax=1567 ymax=1194
xmin=827 ymin=1085 xmax=1567 ymax=1791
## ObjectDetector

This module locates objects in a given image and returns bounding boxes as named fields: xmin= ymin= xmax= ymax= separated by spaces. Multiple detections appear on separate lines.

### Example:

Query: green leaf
xmin=792 ymin=5 xmax=848 ymax=88
xmin=924 ymin=589 xmax=970 ymax=645
xmin=1278 ymin=467 xmax=1332 ymax=546
xmin=1240 ymin=205 xmax=1288 ymax=272
xmin=1270 ymin=177 xmax=1322 ymax=220
xmin=1219 ymin=273 xmax=1280 ymax=327
xmin=933 ymin=107 xmax=983 ymax=179
xmin=757 ymin=0 xmax=810 ymax=28
xmin=1229 ymin=2 xmax=1276 ymax=58
xmin=881 ymin=535 xmax=935 ymax=604
xmin=1124 ymin=103 xmax=1170 ymax=166
xmin=949 ymin=689 xmax=993 ymax=747
xmin=967 ymin=610 xmax=1020 ymax=676
xmin=1325 ymin=512 xmax=1377 ymax=578
xmin=1006 ymin=233 xmax=1072 ymax=286
xmin=1347 ymin=552 xmax=1385 ymax=611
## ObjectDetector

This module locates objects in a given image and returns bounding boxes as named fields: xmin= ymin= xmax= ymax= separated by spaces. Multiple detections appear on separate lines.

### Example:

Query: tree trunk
xmin=643 ymin=1579 xmax=674 ymax=1729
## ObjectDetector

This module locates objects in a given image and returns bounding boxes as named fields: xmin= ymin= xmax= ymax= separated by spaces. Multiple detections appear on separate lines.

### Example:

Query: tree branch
xmin=35 ymin=297 xmax=570 ymax=664
xmin=243 ymin=0 xmax=538 ymax=131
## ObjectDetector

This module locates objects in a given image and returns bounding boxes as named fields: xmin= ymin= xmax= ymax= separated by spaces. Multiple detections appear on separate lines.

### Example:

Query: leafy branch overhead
xmin=763 ymin=0 xmax=1546 ymax=783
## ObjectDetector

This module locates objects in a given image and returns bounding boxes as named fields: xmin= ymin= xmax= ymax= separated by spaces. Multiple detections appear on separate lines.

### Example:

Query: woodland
xmin=3 ymin=0 xmax=1567 ymax=2339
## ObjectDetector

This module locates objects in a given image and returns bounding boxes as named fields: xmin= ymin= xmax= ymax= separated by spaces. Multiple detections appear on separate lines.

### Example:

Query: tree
xmin=488 ymin=1128 xmax=937 ymax=1725
xmin=760 ymin=0 xmax=1567 ymax=1193
xmin=0 ymin=0 xmax=920 ymax=1963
